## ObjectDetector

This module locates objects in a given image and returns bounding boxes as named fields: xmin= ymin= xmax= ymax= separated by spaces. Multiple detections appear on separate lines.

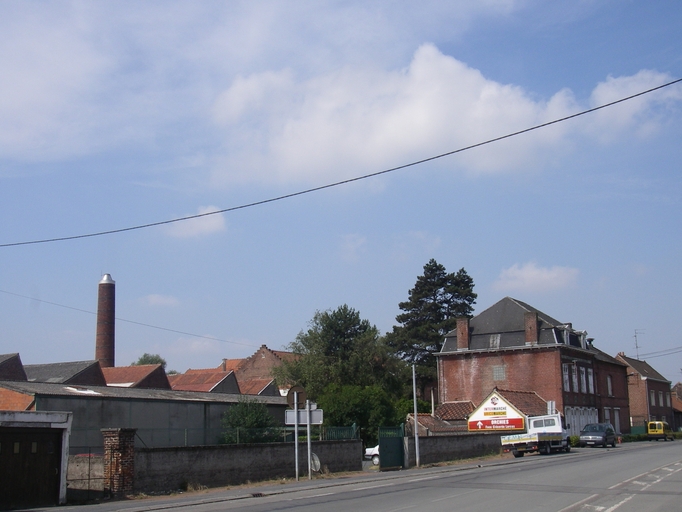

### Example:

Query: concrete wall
xmin=36 ymin=395 xmax=286 ymax=451
xmin=404 ymin=433 xmax=503 ymax=467
xmin=134 ymin=440 xmax=362 ymax=493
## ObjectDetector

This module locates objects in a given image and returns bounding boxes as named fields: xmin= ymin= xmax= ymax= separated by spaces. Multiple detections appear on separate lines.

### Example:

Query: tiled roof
xmin=219 ymin=359 xmax=244 ymax=372
xmin=239 ymin=378 xmax=274 ymax=395
xmin=617 ymin=353 xmax=669 ymax=383
xmin=170 ymin=371 xmax=233 ymax=392
xmin=409 ymin=413 xmax=465 ymax=433
xmin=101 ymin=365 xmax=164 ymax=387
xmin=0 ymin=380 xmax=286 ymax=405
xmin=435 ymin=401 xmax=475 ymax=421
xmin=672 ymin=394 xmax=682 ymax=413
xmin=495 ymin=389 xmax=548 ymax=417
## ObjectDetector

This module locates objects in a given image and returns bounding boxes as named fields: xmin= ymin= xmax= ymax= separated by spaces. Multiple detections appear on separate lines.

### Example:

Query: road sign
xmin=285 ymin=409 xmax=323 ymax=425
xmin=468 ymin=417 xmax=525 ymax=431
xmin=287 ymin=386 xmax=307 ymax=408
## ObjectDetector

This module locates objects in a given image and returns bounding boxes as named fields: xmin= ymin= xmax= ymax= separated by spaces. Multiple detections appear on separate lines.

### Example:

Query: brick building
xmin=437 ymin=297 xmax=630 ymax=435
xmin=615 ymin=353 xmax=672 ymax=432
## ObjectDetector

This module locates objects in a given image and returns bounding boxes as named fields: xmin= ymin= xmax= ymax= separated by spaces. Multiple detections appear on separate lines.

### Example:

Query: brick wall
xmin=405 ymin=432 xmax=503 ymax=467
xmin=134 ymin=440 xmax=362 ymax=492
xmin=102 ymin=428 xmax=136 ymax=498
xmin=0 ymin=388 xmax=34 ymax=410
xmin=439 ymin=349 xmax=562 ymax=408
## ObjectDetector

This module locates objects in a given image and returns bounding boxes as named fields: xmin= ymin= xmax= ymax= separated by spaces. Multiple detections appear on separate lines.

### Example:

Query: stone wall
xmin=404 ymin=432 xmax=503 ymax=467
xmin=134 ymin=439 xmax=362 ymax=493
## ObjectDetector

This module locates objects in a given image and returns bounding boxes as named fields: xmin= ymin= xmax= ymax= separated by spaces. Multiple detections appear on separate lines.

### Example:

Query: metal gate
xmin=378 ymin=424 xmax=404 ymax=470
xmin=0 ymin=427 xmax=63 ymax=509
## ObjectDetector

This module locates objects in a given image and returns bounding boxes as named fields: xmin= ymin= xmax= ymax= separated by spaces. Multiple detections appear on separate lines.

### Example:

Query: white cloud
xmin=493 ymin=262 xmax=579 ymax=293
xmin=587 ymin=70 xmax=682 ymax=142
xmin=141 ymin=294 xmax=180 ymax=307
xmin=164 ymin=206 xmax=226 ymax=238
xmin=210 ymin=44 xmax=682 ymax=187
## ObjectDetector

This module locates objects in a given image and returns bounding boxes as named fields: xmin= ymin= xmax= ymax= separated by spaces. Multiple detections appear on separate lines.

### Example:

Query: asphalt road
xmin=37 ymin=441 xmax=682 ymax=512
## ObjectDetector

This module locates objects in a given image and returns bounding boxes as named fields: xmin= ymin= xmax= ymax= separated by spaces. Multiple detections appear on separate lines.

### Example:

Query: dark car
xmin=579 ymin=423 xmax=616 ymax=448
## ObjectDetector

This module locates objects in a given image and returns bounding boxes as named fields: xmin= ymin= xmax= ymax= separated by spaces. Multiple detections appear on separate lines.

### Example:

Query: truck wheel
xmin=372 ymin=455 xmax=380 ymax=466
xmin=540 ymin=444 xmax=551 ymax=455
xmin=512 ymin=450 xmax=524 ymax=458
xmin=565 ymin=443 xmax=571 ymax=453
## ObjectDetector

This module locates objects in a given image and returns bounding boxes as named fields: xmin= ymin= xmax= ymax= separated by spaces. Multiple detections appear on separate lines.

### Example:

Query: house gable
xmin=0 ymin=353 xmax=28 ymax=382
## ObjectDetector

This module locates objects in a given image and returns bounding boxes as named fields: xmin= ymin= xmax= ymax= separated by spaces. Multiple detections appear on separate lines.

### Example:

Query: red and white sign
xmin=468 ymin=392 xmax=525 ymax=431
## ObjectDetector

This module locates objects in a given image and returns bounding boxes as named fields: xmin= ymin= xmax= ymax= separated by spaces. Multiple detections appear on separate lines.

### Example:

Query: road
xmin=43 ymin=441 xmax=682 ymax=512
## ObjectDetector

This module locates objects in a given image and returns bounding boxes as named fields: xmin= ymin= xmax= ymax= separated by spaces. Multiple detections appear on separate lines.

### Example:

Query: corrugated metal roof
xmin=0 ymin=380 xmax=286 ymax=405
xmin=24 ymin=361 xmax=100 ymax=384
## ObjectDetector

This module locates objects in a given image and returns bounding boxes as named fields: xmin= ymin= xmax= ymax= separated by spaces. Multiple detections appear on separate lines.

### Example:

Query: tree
xmin=317 ymin=384 xmax=400 ymax=446
xmin=131 ymin=353 xmax=167 ymax=369
xmin=273 ymin=305 xmax=408 ymax=399
xmin=220 ymin=396 xmax=279 ymax=444
xmin=386 ymin=259 xmax=476 ymax=386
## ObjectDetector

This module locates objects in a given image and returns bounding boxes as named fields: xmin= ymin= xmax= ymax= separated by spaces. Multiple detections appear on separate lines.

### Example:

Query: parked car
xmin=647 ymin=421 xmax=675 ymax=441
xmin=364 ymin=445 xmax=379 ymax=465
xmin=579 ymin=423 xmax=616 ymax=448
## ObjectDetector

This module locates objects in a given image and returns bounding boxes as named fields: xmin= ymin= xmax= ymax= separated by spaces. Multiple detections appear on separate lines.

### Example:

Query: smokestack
xmin=95 ymin=274 xmax=115 ymax=368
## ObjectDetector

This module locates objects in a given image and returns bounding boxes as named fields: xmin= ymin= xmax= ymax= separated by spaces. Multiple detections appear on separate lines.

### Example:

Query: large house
xmin=437 ymin=297 xmax=631 ymax=435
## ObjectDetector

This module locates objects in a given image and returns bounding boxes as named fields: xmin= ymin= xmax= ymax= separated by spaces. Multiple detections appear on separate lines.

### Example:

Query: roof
xmin=435 ymin=401 xmax=475 ymax=421
xmin=219 ymin=359 xmax=244 ymax=372
xmin=495 ymin=389 xmax=548 ymax=417
xmin=239 ymin=378 xmax=275 ymax=395
xmin=617 ymin=353 xmax=670 ymax=383
xmin=101 ymin=365 xmax=170 ymax=389
xmin=0 ymin=353 xmax=27 ymax=381
xmin=169 ymin=371 xmax=235 ymax=392
xmin=408 ymin=413 xmax=465 ymax=433
xmin=0 ymin=380 xmax=287 ymax=405
xmin=440 ymin=297 xmax=591 ymax=353
xmin=672 ymin=394 xmax=682 ymax=414
xmin=23 ymin=360 xmax=103 ymax=385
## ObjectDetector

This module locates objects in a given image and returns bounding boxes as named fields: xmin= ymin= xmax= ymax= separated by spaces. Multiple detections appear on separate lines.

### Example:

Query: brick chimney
xmin=524 ymin=311 xmax=539 ymax=345
xmin=95 ymin=274 xmax=116 ymax=368
xmin=456 ymin=318 xmax=470 ymax=350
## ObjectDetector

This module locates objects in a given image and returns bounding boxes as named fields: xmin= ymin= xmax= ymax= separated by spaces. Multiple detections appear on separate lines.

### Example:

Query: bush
xmin=220 ymin=396 xmax=279 ymax=444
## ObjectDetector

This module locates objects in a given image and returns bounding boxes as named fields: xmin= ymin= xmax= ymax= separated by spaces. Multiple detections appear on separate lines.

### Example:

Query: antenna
xmin=634 ymin=329 xmax=645 ymax=359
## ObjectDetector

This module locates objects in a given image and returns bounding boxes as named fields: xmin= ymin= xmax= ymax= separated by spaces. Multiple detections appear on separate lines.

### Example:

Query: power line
xmin=638 ymin=345 xmax=682 ymax=359
xmin=0 ymin=288 xmax=257 ymax=348
xmin=1 ymin=77 xmax=681 ymax=249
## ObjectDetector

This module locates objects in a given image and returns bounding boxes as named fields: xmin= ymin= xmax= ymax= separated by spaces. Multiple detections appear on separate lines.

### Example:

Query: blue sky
xmin=1 ymin=1 xmax=682 ymax=382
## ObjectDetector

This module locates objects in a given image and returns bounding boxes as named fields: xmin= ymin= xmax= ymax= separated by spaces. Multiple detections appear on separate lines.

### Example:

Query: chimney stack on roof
xmin=95 ymin=274 xmax=115 ymax=368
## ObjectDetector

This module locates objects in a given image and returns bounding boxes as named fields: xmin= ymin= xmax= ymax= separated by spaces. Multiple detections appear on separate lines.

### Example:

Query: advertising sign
xmin=467 ymin=393 xmax=525 ymax=432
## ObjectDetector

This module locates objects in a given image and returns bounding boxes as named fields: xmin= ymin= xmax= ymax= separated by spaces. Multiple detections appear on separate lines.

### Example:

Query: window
xmin=587 ymin=368 xmax=595 ymax=394
xmin=579 ymin=367 xmax=587 ymax=393
xmin=493 ymin=365 xmax=506 ymax=381
xmin=13 ymin=442 xmax=20 ymax=454
xmin=607 ymin=375 xmax=613 ymax=397
xmin=489 ymin=334 xmax=500 ymax=349
xmin=31 ymin=442 xmax=37 ymax=454
xmin=572 ymin=366 xmax=579 ymax=393
xmin=604 ymin=408 xmax=611 ymax=423
xmin=613 ymin=408 xmax=621 ymax=434
xmin=667 ymin=393 xmax=672 ymax=407
xmin=544 ymin=418 xmax=556 ymax=427
xmin=563 ymin=364 xmax=571 ymax=391
xmin=533 ymin=419 xmax=544 ymax=428
xmin=650 ymin=390 xmax=656 ymax=406
xmin=659 ymin=391 xmax=664 ymax=408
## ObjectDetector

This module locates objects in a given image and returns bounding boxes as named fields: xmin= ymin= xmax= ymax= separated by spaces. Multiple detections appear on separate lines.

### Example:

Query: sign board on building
xmin=468 ymin=392 xmax=525 ymax=432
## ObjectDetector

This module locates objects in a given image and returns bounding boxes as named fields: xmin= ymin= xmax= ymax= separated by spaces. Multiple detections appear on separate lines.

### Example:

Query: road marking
xmin=355 ymin=483 xmax=395 ymax=490
xmin=291 ymin=492 xmax=334 ymax=500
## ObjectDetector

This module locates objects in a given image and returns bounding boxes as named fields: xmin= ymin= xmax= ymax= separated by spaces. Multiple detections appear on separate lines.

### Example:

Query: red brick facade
xmin=102 ymin=428 xmax=136 ymax=498
xmin=0 ymin=388 xmax=34 ymax=410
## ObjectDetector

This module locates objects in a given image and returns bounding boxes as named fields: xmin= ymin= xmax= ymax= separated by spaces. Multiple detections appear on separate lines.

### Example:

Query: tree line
xmin=272 ymin=258 xmax=476 ymax=444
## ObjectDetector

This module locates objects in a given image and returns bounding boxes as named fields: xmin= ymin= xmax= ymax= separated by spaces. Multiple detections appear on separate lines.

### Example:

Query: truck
xmin=500 ymin=413 xmax=571 ymax=458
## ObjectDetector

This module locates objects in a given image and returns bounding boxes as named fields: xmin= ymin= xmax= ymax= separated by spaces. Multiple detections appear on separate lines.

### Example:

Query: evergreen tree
xmin=387 ymin=259 xmax=476 ymax=386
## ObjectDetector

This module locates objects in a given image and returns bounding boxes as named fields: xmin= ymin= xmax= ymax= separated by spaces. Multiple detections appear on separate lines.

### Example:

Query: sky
xmin=1 ymin=1 xmax=682 ymax=383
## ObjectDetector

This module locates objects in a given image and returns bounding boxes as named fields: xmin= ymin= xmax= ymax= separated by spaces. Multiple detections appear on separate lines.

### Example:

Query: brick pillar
xmin=524 ymin=312 xmax=539 ymax=345
xmin=456 ymin=318 xmax=470 ymax=350
xmin=102 ymin=428 xmax=136 ymax=498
